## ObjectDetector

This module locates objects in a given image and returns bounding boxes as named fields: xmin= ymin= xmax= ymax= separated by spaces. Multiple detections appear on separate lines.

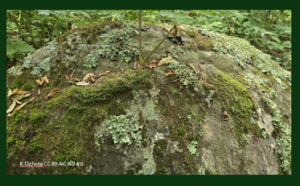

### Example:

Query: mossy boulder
xmin=6 ymin=21 xmax=291 ymax=175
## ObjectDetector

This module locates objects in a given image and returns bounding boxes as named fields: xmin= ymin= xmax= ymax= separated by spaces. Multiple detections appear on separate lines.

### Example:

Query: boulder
xmin=6 ymin=21 xmax=291 ymax=175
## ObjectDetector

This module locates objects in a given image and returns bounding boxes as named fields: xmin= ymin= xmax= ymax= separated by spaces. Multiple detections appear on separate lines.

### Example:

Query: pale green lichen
xmin=205 ymin=90 xmax=215 ymax=109
xmin=168 ymin=61 xmax=198 ymax=87
xmin=187 ymin=141 xmax=198 ymax=155
xmin=105 ymin=112 xmax=142 ymax=146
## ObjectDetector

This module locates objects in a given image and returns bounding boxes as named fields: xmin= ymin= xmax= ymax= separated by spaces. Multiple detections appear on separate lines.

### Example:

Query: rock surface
xmin=6 ymin=21 xmax=291 ymax=175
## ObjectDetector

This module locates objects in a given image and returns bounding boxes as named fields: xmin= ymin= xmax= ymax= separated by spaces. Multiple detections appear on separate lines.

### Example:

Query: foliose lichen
xmin=105 ymin=112 xmax=142 ymax=146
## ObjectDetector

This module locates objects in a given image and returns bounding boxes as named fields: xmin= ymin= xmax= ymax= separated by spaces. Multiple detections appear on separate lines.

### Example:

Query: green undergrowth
xmin=211 ymin=72 xmax=262 ymax=148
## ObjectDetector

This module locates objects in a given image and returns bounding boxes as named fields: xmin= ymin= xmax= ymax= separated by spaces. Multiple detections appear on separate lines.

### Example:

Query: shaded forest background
xmin=6 ymin=10 xmax=291 ymax=70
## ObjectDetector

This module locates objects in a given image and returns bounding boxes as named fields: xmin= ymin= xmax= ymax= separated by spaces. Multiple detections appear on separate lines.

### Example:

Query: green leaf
xmin=282 ymin=41 xmax=291 ymax=48
xmin=242 ymin=21 xmax=250 ymax=27
xmin=205 ymin=17 xmax=210 ymax=26
xmin=271 ymin=36 xmax=281 ymax=43
xmin=70 ymin=10 xmax=91 ymax=19
xmin=38 ymin=10 xmax=51 ymax=16
xmin=7 ymin=40 xmax=36 ymax=58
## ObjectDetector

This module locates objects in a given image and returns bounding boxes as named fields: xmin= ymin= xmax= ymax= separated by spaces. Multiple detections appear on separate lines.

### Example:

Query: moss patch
xmin=212 ymin=72 xmax=262 ymax=148
xmin=153 ymin=139 xmax=168 ymax=175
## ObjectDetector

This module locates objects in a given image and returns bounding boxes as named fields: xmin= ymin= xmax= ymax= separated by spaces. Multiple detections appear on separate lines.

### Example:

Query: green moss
xmin=202 ymin=83 xmax=215 ymax=90
xmin=177 ymin=127 xmax=186 ymax=137
xmin=153 ymin=139 xmax=168 ymax=175
xmin=13 ymin=111 xmax=23 ymax=123
xmin=205 ymin=169 xmax=217 ymax=175
xmin=11 ymin=77 xmax=22 ymax=90
xmin=187 ymin=30 xmax=198 ymax=38
xmin=21 ymin=83 xmax=33 ymax=91
xmin=212 ymin=73 xmax=262 ymax=148
xmin=29 ymin=111 xmax=47 ymax=126
xmin=126 ymin=170 xmax=134 ymax=175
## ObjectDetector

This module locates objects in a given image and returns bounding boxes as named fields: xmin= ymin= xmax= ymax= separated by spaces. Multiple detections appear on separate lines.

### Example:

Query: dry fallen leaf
xmin=95 ymin=71 xmax=111 ymax=79
xmin=230 ymin=126 xmax=234 ymax=132
xmin=172 ymin=25 xmax=178 ymax=38
xmin=65 ymin=75 xmax=69 ymax=80
xmin=83 ymin=73 xmax=95 ymax=82
xmin=41 ymin=77 xmax=49 ymax=84
xmin=12 ymin=88 xmax=19 ymax=95
xmin=149 ymin=60 xmax=158 ymax=69
xmin=16 ymin=89 xmax=30 ymax=95
xmin=45 ymin=88 xmax=59 ymax=99
xmin=186 ymin=63 xmax=197 ymax=74
xmin=71 ymin=78 xmax=80 ymax=82
xmin=121 ymin=68 xmax=125 ymax=73
xmin=75 ymin=82 xmax=90 ymax=86
xmin=165 ymin=69 xmax=176 ymax=77
xmin=157 ymin=54 xmax=174 ymax=67
xmin=36 ymin=78 xmax=44 ymax=85
xmin=7 ymin=88 xmax=12 ymax=97
xmin=90 ymin=77 xmax=95 ymax=83
xmin=38 ymin=89 xmax=40 ymax=95
xmin=6 ymin=99 xmax=16 ymax=114
xmin=11 ymin=96 xmax=36 ymax=116
xmin=133 ymin=61 xmax=141 ymax=70
xmin=222 ymin=111 xmax=230 ymax=121
xmin=69 ymin=81 xmax=75 ymax=84
xmin=70 ymin=69 xmax=76 ymax=78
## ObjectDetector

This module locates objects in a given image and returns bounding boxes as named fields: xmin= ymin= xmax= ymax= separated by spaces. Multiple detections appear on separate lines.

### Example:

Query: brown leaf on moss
xmin=71 ymin=78 xmax=80 ymax=82
xmin=230 ymin=126 xmax=234 ymax=132
xmin=7 ymin=88 xmax=13 ymax=97
xmin=222 ymin=111 xmax=230 ymax=121
xmin=41 ymin=77 xmax=49 ymax=84
xmin=16 ymin=89 xmax=30 ymax=95
xmin=187 ymin=13 xmax=193 ymax=16
xmin=36 ymin=78 xmax=44 ymax=85
xmin=133 ymin=61 xmax=141 ymax=70
xmin=157 ymin=54 xmax=174 ymax=67
xmin=90 ymin=77 xmax=95 ymax=83
xmin=83 ymin=73 xmax=95 ymax=82
xmin=121 ymin=68 xmax=125 ymax=73
xmin=12 ymin=88 xmax=19 ymax=95
xmin=45 ymin=88 xmax=59 ymax=99
xmin=65 ymin=75 xmax=69 ymax=80
xmin=70 ymin=69 xmax=76 ymax=78
xmin=165 ymin=69 xmax=176 ymax=77
xmin=75 ymin=82 xmax=90 ymax=86
xmin=96 ymin=71 xmax=111 ymax=79
xmin=149 ymin=60 xmax=158 ymax=69
xmin=38 ymin=89 xmax=40 ymax=95
xmin=69 ymin=81 xmax=75 ymax=84
xmin=11 ymin=96 xmax=36 ymax=116
xmin=6 ymin=99 xmax=16 ymax=114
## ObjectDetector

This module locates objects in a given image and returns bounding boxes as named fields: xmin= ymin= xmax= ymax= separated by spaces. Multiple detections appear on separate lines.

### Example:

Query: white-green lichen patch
xmin=187 ymin=141 xmax=198 ymax=155
xmin=83 ymin=22 xmax=139 ymax=68
xmin=105 ymin=112 xmax=142 ymax=146
xmin=183 ymin=26 xmax=291 ymax=90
